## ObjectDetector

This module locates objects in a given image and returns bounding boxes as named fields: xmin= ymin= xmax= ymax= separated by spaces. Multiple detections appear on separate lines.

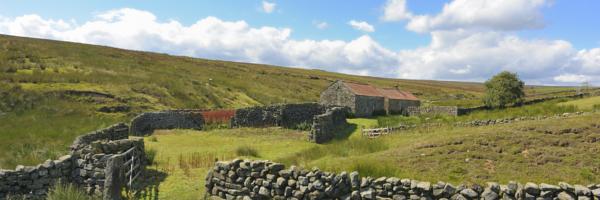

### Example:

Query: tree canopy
xmin=483 ymin=71 xmax=525 ymax=108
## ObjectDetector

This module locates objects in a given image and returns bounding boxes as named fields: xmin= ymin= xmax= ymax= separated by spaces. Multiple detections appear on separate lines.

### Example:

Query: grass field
xmin=0 ymin=35 xmax=582 ymax=169
xmin=143 ymin=115 xmax=600 ymax=199
xmin=558 ymin=96 xmax=600 ymax=111
xmin=0 ymin=35 xmax=597 ymax=200
xmin=377 ymin=98 xmax=579 ymax=127
xmin=144 ymin=128 xmax=317 ymax=199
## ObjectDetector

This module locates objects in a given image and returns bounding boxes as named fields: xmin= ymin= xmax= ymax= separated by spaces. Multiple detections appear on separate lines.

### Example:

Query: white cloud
xmin=396 ymin=31 xmax=576 ymax=83
xmin=262 ymin=1 xmax=276 ymax=14
xmin=315 ymin=21 xmax=328 ymax=29
xmin=1 ymin=8 xmax=599 ymax=86
xmin=573 ymin=48 xmax=600 ymax=74
xmin=553 ymin=74 xmax=591 ymax=83
xmin=398 ymin=0 xmax=550 ymax=33
xmin=348 ymin=20 xmax=375 ymax=33
xmin=381 ymin=0 xmax=412 ymax=22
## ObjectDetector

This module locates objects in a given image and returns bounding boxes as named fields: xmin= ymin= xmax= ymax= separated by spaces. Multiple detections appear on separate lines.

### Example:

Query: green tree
xmin=483 ymin=71 xmax=525 ymax=108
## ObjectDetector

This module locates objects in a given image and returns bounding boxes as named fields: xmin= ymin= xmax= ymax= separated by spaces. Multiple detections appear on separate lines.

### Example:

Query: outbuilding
xmin=377 ymin=88 xmax=421 ymax=115
xmin=319 ymin=80 xmax=420 ymax=117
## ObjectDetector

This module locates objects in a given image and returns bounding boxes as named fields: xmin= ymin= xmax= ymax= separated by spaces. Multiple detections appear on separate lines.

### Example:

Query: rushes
xmin=176 ymin=152 xmax=234 ymax=176
xmin=235 ymin=145 xmax=260 ymax=157
xmin=46 ymin=181 xmax=100 ymax=200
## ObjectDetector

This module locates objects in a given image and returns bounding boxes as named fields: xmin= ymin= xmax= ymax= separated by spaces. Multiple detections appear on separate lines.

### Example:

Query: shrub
xmin=483 ymin=71 xmax=525 ymax=108
xmin=235 ymin=146 xmax=260 ymax=157
xmin=149 ymin=136 xmax=158 ymax=142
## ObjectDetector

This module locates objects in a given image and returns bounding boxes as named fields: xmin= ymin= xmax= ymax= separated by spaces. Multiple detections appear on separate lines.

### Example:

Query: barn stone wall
xmin=130 ymin=110 xmax=204 ymax=136
xmin=309 ymin=107 xmax=349 ymax=144
xmin=205 ymin=159 xmax=600 ymax=200
xmin=1 ymin=123 xmax=146 ymax=200
xmin=388 ymin=99 xmax=421 ymax=115
xmin=319 ymin=81 xmax=356 ymax=112
xmin=230 ymin=103 xmax=326 ymax=129
xmin=355 ymin=95 xmax=385 ymax=117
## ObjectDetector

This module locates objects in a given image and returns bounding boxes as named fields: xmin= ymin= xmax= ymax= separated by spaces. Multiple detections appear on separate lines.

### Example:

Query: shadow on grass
xmin=333 ymin=123 xmax=358 ymax=140
xmin=129 ymin=168 xmax=168 ymax=200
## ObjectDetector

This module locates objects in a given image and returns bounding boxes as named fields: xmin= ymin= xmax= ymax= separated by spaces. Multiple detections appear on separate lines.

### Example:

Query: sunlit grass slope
xmin=145 ymin=114 xmax=600 ymax=200
xmin=558 ymin=96 xmax=600 ymax=111
xmin=0 ymin=34 xmax=578 ymax=169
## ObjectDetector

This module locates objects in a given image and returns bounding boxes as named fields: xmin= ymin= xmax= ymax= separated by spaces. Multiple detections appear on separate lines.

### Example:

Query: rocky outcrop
xmin=205 ymin=159 xmax=600 ymax=200
xmin=130 ymin=110 xmax=204 ymax=136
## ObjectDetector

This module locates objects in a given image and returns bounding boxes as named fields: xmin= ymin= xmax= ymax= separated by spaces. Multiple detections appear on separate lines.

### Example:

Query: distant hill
xmin=0 ymin=34 xmax=576 ymax=113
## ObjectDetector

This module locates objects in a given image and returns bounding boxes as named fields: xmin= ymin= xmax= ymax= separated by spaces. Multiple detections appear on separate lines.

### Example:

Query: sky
xmin=0 ymin=0 xmax=599 ymax=85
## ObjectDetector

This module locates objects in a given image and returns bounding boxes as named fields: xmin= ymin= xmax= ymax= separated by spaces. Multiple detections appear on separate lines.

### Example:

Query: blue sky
xmin=0 ymin=0 xmax=599 ymax=85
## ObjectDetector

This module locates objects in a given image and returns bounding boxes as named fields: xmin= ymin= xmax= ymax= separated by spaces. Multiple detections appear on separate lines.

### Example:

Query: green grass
xmin=0 ymin=96 xmax=124 ymax=168
xmin=142 ymin=114 xmax=600 ymax=199
xmin=144 ymin=128 xmax=316 ymax=199
xmin=0 ymin=34 xmax=579 ymax=169
xmin=46 ymin=182 xmax=100 ymax=200
xmin=377 ymin=99 xmax=579 ymax=127
xmin=558 ymin=96 xmax=600 ymax=111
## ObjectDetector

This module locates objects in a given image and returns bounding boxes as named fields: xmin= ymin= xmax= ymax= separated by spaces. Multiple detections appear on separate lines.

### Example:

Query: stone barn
xmin=377 ymin=88 xmax=421 ymax=115
xmin=320 ymin=80 xmax=385 ymax=117
xmin=320 ymin=80 xmax=420 ymax=117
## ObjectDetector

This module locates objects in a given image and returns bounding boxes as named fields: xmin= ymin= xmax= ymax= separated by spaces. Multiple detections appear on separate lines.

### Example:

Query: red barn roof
xmin=341 ymin=81 xmax=419 ymax=101
xmin=377 ymin=88 xmax=419 ymax=101
xmin=342 ymin=82 xmax=384 ymax=97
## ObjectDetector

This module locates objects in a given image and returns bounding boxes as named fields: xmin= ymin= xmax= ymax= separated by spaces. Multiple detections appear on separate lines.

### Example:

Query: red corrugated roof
xmin=343 ymin=82 xmax=384 ymax=97
xmin=341 ymin=81 xmax=419 ymax=100
xmin=377 ymin=88 xmax=419 ymax=101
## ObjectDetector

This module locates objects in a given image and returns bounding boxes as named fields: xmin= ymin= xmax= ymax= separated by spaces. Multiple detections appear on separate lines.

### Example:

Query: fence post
xmin=104 ymin=155 xmax=124 ymax=200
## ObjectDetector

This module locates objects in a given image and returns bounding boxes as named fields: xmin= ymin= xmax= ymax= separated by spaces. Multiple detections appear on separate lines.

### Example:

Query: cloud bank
xmin=0 ymin=2 xmax=598 ymax=85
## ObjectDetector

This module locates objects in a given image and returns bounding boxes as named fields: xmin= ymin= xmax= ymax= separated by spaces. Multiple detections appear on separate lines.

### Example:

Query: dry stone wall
xmin=230 ymin=103 xmax=326 ymax=129
xmin=455 ymin=112 xmax=588 ymax=127
xmin=407 ymin=106 xmax=459 ymax=116
xmin=0 ymin=155 xmax=73 ymax=199
xmin=457 ymin=94 xmax=586 ymax=115
xmin=71 ymin=138 xmax=145 ymax=196
xmin=1 ymin=123 xmax=146 ymax=200
xmin=130 ymin=110 xmax=204 ymax=136
xmin=71 ymin=123 xmax=129 ymax=151
xmin=309 ymin=107 xmax=349 ymax=144
xmin=206 ymin=159 xmax=600 ymax=200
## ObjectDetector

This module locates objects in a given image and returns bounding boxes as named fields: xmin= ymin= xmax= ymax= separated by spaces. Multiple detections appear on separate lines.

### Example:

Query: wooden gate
xmin=103 ymin=146 xmax=144 ymax=200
